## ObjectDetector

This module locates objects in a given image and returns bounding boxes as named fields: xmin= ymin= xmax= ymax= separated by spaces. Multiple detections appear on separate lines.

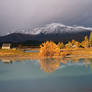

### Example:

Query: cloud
xmin=0 ymin=0 xmax=92 ymax=35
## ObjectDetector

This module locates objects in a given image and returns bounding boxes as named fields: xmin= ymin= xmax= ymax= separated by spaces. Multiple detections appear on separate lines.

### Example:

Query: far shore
xmin=0 ymin=48 xmax=92 ymax=62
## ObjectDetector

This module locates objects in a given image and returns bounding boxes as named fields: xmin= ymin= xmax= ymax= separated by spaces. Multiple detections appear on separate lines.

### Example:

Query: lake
xmin=0 ymin=57 xmax=92 ymax=92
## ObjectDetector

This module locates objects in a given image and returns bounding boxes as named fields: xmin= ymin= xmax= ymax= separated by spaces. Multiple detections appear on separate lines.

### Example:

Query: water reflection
xmin=0 ymin=59 xmax=13 ymax=64
xmin=40 ymin=58 xmax=61 ymax=73
xmin=40 ymin=58 xmax=92 ymax=73
xmin=0 ymin=58 xmax=25 ymax=64
xmin=0 ymin=57 xmax=92 ymax=73
xmin=90 ymin=59 xmax=92 ymax=70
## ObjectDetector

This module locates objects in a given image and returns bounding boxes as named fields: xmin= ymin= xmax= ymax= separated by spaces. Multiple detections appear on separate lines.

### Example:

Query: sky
xmin=0 ymin=0 xmax=92 ymax=35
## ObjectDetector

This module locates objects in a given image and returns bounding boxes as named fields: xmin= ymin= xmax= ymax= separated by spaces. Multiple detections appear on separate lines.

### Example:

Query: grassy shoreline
xmin=0 ymin=48 xmax=92 ymax=61
xmin=0 ymin=49 xmax=40 ymax=61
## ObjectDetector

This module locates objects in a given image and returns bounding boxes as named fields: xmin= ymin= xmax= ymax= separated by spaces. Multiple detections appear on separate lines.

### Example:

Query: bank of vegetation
xmin=40 ymin=32 xmax=92 ymax=57
xmin=1 ymin=32 xmax=92 ymax=59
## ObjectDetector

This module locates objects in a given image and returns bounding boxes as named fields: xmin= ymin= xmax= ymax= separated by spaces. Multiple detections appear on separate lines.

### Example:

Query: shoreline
xmin=0 ymin=48 xmax=92 ymax=62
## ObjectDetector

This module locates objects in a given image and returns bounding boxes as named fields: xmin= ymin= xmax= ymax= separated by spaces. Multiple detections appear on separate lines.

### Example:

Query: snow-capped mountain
xmin=0 ymin=23 xmax=92 ymax=43
xmin=9 ymin=23 xmax=92 ymax=35
xmin=31 ymin=23 xmax=92 ymax=35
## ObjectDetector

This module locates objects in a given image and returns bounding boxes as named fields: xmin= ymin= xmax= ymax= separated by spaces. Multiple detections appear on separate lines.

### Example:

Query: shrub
xmin=72 ymin=41 xmax=80 ymax=48
xmin=81 ymin=36 xmax=89 ymax=48
xmin=40 ymin=41 xmax=60 ymax=57
xmin=57 ymin=42 xmax=64 ymax=49
xmin=89 ymin=32 xmax=92 ymax=47
xmin=65 ymin=41 xmax=72 ymax=49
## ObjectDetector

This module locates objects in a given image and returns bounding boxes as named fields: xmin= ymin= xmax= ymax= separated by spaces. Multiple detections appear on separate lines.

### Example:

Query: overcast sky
xmin=0 ymin=0 xmax=92 ymax=35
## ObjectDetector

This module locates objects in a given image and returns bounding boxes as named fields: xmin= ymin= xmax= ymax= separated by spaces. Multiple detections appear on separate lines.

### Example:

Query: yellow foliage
xmin=65 ymin=40 xmax=80 ymax=49
xmin=65 ymin=41 xmax=72 ymax=49
xmin=72 ymin=40 xmax=75 ymax=45
xmin=57 ymin=42 xmax=64 ymax=49
xmin=89 ymin=32 xmax=92 ymax=47
xmin=40 ymin=41 xmax=60 ymax=57
xmin=81 ymin=36 xmax=89 ymax=48
xmin=73 ymin=41 xmax=80 ymax=48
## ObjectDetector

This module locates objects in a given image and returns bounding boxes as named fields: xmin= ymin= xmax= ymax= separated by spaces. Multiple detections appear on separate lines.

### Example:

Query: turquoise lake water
xmin=0 ymin=58 xmax=92 ymax=92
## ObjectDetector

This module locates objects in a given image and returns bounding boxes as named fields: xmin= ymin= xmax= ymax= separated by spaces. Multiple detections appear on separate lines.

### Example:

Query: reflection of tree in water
xmin=72 ymin=58 xmax=79 ymax=63
xmin=84 ymin=58 xmax=89 ymax=68
xmin=89 ymin=59 xmax=92 ymax=70
xmin=40 ymin=57 xmax=92 ymax=73
xmin=40 ymin=58 xmax=61 ymax=73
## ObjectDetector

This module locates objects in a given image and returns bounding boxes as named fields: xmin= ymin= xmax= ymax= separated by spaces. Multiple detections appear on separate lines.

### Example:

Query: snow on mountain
xmin=6 ymin=23 xmax=92 ymax=36
xmin=1 ymin=23 xmax=92 ymax=42
xmin=33 ymin=23 xmax=92 ymax=34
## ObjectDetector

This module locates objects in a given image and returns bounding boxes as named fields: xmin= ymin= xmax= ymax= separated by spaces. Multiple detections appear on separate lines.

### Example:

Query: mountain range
xmin=0 ymin=23 xmax=92 ymax=43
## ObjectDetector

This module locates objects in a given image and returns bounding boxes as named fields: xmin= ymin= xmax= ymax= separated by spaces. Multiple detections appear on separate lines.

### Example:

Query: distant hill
xmin=0 ymin=23 xmax=92 ymax=44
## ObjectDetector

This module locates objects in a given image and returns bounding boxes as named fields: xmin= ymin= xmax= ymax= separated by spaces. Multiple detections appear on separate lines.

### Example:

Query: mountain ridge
xmin=7 ymin=23 xmax=92 ymax=35
xmin=0 ymin=23 xmax=92 ymax=43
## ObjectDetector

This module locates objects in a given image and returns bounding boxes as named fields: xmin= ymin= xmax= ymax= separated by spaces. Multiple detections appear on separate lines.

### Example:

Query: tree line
xmin=40 ymin=32 xmax=92 ymax=57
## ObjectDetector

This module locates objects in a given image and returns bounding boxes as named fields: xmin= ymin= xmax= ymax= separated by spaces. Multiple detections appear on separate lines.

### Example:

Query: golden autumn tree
xmin=81 ymin=36 xmax=89 ymax=48
xmin=89 ymin=32 xmax=92 ymax=47
xmin=74 ymin=41 xmax=80 ymax=48
xmin=65 ymin=40 xmax=80 ymax=49
xmin=71 ymin=40 xmax=76 ymax=45
xmin=40 ymin=41 xmax=60 ymax=57
xmin=72 ymin=40 xmax=80 ymax=48
xmin=65 ymin=41 xmax=72 ymax=49
xmin=57 ymin=42 xmax=64 ymax=49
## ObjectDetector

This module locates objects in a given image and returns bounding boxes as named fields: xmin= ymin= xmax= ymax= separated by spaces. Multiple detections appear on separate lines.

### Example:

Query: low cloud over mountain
xmin=0 ymin=23 xmax=92 ymax=43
